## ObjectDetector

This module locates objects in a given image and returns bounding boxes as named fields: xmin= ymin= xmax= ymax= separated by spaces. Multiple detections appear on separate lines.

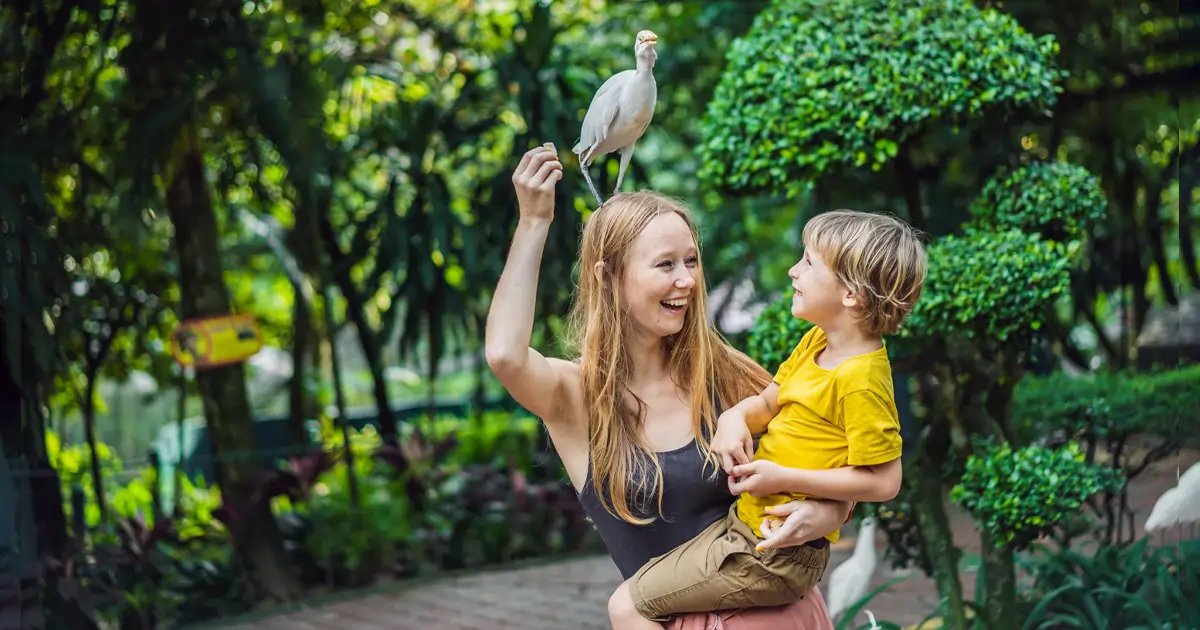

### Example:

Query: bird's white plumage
xmin=573 ymin=30 xmax=658 ymax=206
xmin=826 ymin=517 xmax=879 ymax=621
xmin=1144 ymin=461 xmax=1200 ymax=532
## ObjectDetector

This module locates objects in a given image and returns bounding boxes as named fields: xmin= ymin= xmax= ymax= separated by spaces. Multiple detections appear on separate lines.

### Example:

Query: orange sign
xmin=170 ymin=314 xmax=263 ymax=370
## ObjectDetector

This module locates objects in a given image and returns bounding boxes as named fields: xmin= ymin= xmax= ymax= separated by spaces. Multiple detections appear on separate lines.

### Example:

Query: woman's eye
xmin=658 ymin=261 xmax=673 ymax=269
xmin=685 ymin=257 xmax=698 ymax=267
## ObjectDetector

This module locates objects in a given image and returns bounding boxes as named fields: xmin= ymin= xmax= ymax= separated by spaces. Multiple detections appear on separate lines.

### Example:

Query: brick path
xmin=207 ymin=448 xmax=1199 ymax=630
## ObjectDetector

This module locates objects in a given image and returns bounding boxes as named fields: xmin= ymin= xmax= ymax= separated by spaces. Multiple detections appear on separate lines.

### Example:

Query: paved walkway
xmin=209 ymin=448 xmax=1199 ymax=629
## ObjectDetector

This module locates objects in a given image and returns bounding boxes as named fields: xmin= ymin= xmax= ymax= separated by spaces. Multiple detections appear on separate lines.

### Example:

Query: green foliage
xmin=698 ymin=0 xmax=1064 ymax=195
xmin=744 ymin=293 xmax=814 ymax=372
xmin=902 ymin=229 xmax=1072 ymax=344
xmin=1010 ymin=364 xmax=1200 ymax=444
xmin=47 ymin=430 xmax=240 ymax=628
xmin=968 ymin=161 xmax=1108 ymax=242
xmin=1021 ymin=538 xmax=1200 ymax=629
xmin=950 ymin=440 xmax=1124 ymax=551
xmin=281 ymin=414 xmax=594 ymax=584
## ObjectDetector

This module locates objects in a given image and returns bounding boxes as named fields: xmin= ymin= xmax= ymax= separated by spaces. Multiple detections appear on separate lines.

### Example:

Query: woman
xmin=485 ymin=145 xmax=850 ymax=629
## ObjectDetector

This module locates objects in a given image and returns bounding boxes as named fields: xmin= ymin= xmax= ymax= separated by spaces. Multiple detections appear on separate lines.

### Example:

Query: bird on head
xmin=573 ymin=29 xmax=659 ymax=207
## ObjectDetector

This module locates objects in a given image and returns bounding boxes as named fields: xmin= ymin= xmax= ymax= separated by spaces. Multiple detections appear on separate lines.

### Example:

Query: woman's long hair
xmin=564 ymin=191 xmax=771 ymax=525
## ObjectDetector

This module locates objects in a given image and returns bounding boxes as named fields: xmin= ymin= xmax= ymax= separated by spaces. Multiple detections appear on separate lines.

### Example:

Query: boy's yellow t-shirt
xmin=736 ymin=326 xmax=902 ymax=543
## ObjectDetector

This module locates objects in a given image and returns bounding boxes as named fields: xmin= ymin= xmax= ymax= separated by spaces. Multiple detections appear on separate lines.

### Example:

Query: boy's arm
xmin=725 ymin=382 xmax=781 ymax=434
xmin=729 ymin=459 xmax=901 ymax=502
xmin=778 ymin=458 xmax=902 ymax=502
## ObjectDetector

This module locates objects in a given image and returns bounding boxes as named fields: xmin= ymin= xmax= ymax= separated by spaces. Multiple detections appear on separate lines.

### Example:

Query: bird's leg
xmin=579 ymin=162 xmax=604 ymax=207
xmin=613 ymin=143 xmax=636 ymax=196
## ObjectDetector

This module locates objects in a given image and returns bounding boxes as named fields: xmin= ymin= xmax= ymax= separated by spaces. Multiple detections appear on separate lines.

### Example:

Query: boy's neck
xmin=816 ymin=317 xmax=883 ymax=363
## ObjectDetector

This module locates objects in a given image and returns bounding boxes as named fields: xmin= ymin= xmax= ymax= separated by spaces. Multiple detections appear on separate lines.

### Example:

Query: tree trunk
xmin=0 ymin=322 xmax=97 ymax=629
xmin=82 ymin=374 xmax=107 ymax=523
xmin=894 ymin=145 xmax=925 ymax=232
xmin=321 ymin=286 xmax=358 ymax=507
xmin=287 ymin=282 xmax=312 ymax=452
xmin=316 ymin=214 xmax=398 ymax=444
xmin=980 ymin=530 xmax=1017 ymax=630
xmin=912 ymin=453 xmax=968 ymax=630
xmin=165 ymin=122 xmax=299 ymax=602
xmin=1180 ymin=164 xmax=1200 ymax=290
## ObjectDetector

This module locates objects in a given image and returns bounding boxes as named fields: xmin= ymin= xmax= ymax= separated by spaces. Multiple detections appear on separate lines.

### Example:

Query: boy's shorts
xmin=627 ymin=503 xmax=832 ymax=621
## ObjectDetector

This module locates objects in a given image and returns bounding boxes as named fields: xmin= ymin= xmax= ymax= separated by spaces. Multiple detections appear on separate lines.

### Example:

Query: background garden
xmin=2 ymin=0 xmax=1198 ymax=628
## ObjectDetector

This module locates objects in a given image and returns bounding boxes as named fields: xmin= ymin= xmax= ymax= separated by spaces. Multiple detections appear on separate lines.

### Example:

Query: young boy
xmin=608 ymin=209 xmax=927 ymax=628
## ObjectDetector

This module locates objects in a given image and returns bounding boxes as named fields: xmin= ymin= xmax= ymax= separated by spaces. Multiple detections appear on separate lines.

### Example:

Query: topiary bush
xmin=900 ymin=228 xmax=1072 ymax=346
xmin=745 ymin=293 xmax=814 ymax=372
xmin=1010 ymin=364 xmax=1200 ymax=444
xmin=950 ymin=440 xmax=1125 ymax=550
xmin=1008 ymin=365 xmax=1200 ymax=543
xmin=968 ymin=161 xmax=1108 ymax=243
xmin=698 ymin=0 xmax=1065 ymax=195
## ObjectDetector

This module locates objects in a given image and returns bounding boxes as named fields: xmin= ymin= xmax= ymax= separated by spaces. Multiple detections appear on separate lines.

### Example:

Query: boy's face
xmin=788 ymin=246 xmax=855 ymax=325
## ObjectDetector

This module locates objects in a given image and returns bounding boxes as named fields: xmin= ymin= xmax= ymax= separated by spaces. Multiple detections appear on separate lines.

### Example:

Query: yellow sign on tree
xmin=170 ymin=313 xmax=263 ymax=370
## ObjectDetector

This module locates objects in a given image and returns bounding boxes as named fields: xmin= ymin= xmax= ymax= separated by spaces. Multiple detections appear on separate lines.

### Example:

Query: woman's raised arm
xmin=484 ymin=145 xmax=572 ymax=421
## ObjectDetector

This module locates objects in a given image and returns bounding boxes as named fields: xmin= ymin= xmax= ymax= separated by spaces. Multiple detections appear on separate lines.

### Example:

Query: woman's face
xmin=620 ymin=212 xmax=699 ymax=339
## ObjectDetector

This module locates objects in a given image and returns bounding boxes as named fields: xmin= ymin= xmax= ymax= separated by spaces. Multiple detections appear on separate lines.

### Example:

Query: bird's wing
xmin=825 ymin=559 xmax=858 ymax=617
xmin=574 ymin=70 xmax=633 ymax=160
xmin=1144 ymin=486 xmax=1181 ymax=530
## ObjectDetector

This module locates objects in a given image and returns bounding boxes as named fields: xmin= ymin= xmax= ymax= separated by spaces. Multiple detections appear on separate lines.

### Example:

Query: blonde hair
xmin=802 ymin=210 xmax=927 ymax=336
xmin=564 ymin=191 xmax=770 ymax=525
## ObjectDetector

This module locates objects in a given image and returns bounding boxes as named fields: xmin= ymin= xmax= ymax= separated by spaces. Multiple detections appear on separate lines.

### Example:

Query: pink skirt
xmin=667 ymin=587 xmax=834 ymax=630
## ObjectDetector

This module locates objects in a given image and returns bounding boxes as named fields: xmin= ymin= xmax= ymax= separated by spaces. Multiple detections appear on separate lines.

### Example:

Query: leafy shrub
xmin=901 ymin=229 xmax=1072 ymax=345
xmin=744 ymin=293 xmax=814 ymax=372
xmin=950 ymin=440 xmax=1124 ymax=550
xmin=1021 ymin=538 xmax=1200 ymax=629
xmin=283 ymin=416 xmax=595 ymax=586
xmin=1010 ymin=364 xmax=1200 ymax=444
xmin=698 ymin=0 xmax=1064 ymax=195
xmin=1008 ymin=365 xmax=1200 ymax=543
xmin=968 ymin=161 xmax=1108 ymax=243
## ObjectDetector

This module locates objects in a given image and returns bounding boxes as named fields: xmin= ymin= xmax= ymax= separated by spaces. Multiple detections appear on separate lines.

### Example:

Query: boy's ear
xmin=842 ymin=288 xmax=860 ymax=309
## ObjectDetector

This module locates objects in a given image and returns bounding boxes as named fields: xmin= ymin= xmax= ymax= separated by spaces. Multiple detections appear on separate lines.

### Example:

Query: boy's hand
xmin=712 ymin=411 xmax=754 ymax=474
xmin=728 ymin=460 xmax=790 ymax=497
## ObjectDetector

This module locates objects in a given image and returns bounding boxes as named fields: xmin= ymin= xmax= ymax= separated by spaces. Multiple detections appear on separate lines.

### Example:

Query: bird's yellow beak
xmin=644 ymin=33 xmax=658 ymax=44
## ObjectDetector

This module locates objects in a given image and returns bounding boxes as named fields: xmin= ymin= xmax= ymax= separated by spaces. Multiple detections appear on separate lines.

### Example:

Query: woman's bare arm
xmin=484 ymin=146 xmax=573 ymax=422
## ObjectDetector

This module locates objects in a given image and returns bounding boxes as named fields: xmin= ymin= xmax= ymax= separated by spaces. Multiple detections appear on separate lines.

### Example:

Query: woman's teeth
xmin=661 ymin=298 xmax=687 ymax=311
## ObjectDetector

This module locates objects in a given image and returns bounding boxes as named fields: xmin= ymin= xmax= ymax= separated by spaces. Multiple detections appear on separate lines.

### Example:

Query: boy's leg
xmin=609 ymin=580 xmax=667 ymax=630
xmin=628 ymin=505 xmax=804 ymax=620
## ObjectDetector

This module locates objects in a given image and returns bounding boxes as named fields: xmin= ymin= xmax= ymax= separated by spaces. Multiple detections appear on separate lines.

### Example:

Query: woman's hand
xmin=512 ymin=143 xmax=562 ymax=223
xmin=712 ymin=411 xmax=754 ymax=474
xmin=755 ymin=500 xmax=848 ymax=551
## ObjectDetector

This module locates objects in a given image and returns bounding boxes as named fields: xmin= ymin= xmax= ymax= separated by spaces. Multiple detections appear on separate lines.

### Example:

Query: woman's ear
xmin=593 ymin=260 xmax=606 ymax=284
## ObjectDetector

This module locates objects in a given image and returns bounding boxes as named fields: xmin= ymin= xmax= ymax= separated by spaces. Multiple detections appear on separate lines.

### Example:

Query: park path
xmin=208 ymin=447 xmax=1199 ymax=630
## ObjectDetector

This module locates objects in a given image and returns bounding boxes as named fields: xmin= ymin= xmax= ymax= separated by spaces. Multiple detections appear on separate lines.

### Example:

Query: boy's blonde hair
xmin=802 ymin=209 xmax=927 ymax=336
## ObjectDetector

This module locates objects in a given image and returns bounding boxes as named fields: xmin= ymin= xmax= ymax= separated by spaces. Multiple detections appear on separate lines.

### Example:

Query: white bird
xmin=826 ymin=516 xmax=880 ymax=622
xmin=1144 ymin=462 xmax=1200 ymax=537
xmin=573 ymin=29 xmax=659 ymax=207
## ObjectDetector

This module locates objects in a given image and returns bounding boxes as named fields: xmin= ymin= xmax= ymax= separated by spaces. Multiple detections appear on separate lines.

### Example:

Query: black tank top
xmin=577 ymin=438 xmax=735 ymax=580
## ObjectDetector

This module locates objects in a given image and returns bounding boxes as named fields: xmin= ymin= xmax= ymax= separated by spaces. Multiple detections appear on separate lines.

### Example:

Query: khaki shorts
xmin=628 ymin=504 xmax=831 ymax=621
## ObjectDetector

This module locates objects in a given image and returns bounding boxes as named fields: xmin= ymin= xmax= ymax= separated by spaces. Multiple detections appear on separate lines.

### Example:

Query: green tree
xmin=116 ymin=0 xmax=302 ymax=601
xmin=709 ymin=1 xmax=1120 ymax=627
